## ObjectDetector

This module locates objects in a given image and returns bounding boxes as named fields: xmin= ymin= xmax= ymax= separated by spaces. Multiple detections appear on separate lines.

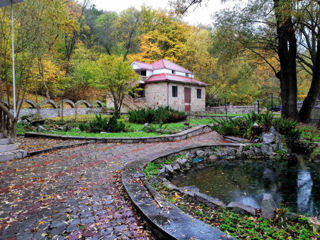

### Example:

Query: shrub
xmin=272 ymin=118 xmax=301 ymax=147
xmin=128 ymin=106 xmax=187 ymax=124
xmin=79 ymin=115 xmax=125 ymax=133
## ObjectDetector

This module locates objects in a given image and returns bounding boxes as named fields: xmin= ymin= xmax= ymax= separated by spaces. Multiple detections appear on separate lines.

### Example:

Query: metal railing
xmin=0 ymin=102 xmax=16 ymax=141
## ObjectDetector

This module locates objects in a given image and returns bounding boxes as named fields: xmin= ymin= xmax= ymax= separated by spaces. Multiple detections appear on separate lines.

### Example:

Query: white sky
xmin=92 ymin=0 xmax=236 ymax=26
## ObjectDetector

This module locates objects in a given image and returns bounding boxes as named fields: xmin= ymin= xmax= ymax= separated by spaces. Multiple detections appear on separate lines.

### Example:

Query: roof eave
xmin=145 ymin=79 xmax=207 ymax=87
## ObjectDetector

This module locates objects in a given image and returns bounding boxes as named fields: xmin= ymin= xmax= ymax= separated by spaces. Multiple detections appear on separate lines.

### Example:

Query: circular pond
xmin=172 ymin=160 xmax=320 ymax=216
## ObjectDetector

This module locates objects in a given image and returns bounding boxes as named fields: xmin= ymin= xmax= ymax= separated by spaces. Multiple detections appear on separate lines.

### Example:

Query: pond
xmin=172 ymin=159 xmax=320 ymax=216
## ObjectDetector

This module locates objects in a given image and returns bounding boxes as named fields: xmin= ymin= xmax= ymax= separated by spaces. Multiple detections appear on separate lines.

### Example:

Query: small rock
xmin=309 ymin=217 xmax=320 ymax=232
xmin=164 ymin=165 xmax=174 ymax=174
xmin=37 ymin=125 xmax=45 ymax=132
xmin=196 ymin=150 xmax=205 ymax=157
xmin=195 ymin=192 xmax=226 ymax=208
xmin=262 ymin=132 xmax=276 ymax=144
xmin=209 ymin=155 xmax=218 ymax=161
xmin=185 ymin=152 xmax=194 ymax=159
xmin=143 ymin=123 xmax=149 ymax=128
xmin=159 ymin=167 xmax=166 ymax=176
xmin=177 ymin=158 xmax=187 ymax=167
xmin=227 ymin=202 xmax=257 ymax=215
xmin=172 ymin=163 xmax=180 ymax=171
xmin=179 ymin=186 xmax=200 ymax=197
xmin=162 ymin=178 xmax=179 ymax=190
xmin=261 ymin=193 xmax=277 ymax=219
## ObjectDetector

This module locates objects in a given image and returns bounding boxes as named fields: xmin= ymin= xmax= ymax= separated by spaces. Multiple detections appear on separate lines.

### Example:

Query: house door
xmin=184 ymin=87 xmax=191 ymax=112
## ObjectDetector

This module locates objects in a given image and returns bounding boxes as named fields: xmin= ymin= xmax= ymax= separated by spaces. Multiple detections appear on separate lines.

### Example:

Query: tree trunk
xmin=38 ymin=58 xmax=51 ymax=100
xmin=274 ymin=0 xmax=298 ymax=120
xmin=299 ymin=45 xmax=320 ymax=123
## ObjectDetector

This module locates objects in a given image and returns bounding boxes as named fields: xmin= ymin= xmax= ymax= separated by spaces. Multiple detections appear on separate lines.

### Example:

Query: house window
xmin=140 ymin=70 xmax=146 ymax=76
xmin=197 ymin=89 xmax=202 ymax=99
xmin=172 ymin=86 xmax=178 ymax=97
xmin=186 ymin=73 xmax=189 ymax=77
xmin=172 ymin=70 xmax=176 ymax=74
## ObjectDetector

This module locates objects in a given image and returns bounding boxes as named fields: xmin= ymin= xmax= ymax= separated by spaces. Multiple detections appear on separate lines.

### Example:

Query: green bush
xmin=128 ymin=106 xmax=187 ymax=124
xmin=79 ymin=115 xmax=125 ymax=133
xmin=212 ymin=112 xmax=301 ymax=146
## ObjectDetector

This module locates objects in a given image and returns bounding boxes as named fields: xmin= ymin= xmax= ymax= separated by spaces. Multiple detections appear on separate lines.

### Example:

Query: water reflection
xmin=171 ymin=160 xmax=320 ymax=216
xmin=297 ymin=170 xmax=315 ymax=215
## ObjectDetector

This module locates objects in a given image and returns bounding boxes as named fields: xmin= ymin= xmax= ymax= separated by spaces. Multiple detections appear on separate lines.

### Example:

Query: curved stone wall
xmin=0 ymin=99 xmax=105 ymax=119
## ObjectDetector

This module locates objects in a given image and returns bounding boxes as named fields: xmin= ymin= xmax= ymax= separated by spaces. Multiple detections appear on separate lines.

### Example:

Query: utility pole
xmin=0 ymin=0 xmax=24 ymax=118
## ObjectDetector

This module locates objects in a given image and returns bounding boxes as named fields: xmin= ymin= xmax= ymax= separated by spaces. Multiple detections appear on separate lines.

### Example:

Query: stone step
xmin=0 ymin=138 xmax=11 ymax=145
xmin=0 ymin=143 xmax=19 ymax=153
xmin=0 ymin=150 xmax=27 ymax=162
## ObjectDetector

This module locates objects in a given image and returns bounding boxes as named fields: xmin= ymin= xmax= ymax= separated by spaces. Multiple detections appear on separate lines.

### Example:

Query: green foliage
xmin=212 ymin=113 xmax=302 ymax=149
xmin=272 ymin=118 xmax=301 ymax=147
xmin=128 ymin=106 xmax=187 ymax=124
xmin=212 ymin=112 xmax=273 ymax=139
xmin=78 ymin=114 xmax=125 ymax=133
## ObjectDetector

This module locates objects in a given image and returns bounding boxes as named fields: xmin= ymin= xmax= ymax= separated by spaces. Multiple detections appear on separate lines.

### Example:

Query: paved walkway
xmin=0 ymin=132 xmax=225 ymax=240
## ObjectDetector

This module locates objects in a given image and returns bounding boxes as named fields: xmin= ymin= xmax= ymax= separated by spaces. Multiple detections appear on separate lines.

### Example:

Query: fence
xmin=0 ymin=99 xmax=105 ymax=119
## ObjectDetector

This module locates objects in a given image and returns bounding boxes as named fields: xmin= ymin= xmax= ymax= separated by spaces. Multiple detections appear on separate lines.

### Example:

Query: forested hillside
xmin=0 ymin=0 xmax=311 ymax=106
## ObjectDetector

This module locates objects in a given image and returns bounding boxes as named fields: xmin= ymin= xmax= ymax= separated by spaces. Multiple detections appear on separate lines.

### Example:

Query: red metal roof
xmin=133 ymin=59 xmax=193 ymax=74
xmin=133 ymin=61 xmax=153 ymax=70
xmin=145 ymin=73 xmax=207 ymax=87
xmin=152 ymin=59 xmax=192 ymax=74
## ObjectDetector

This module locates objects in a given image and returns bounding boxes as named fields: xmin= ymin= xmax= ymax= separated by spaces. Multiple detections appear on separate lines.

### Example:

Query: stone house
xmin=131 ymin=59 xmax=207 ymax=112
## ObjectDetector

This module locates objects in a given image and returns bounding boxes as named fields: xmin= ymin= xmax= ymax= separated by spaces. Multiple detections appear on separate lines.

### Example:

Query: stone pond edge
xmin=122 ymin=143 xmax=242 ymax=240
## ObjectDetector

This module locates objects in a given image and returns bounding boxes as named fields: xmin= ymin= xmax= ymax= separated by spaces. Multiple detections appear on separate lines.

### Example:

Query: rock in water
xmin=261 ymin=193 xmax=277 ymax=219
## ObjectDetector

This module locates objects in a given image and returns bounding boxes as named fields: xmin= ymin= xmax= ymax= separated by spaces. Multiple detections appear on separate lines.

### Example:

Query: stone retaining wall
xmin=206 ymin=104 xmax=259 ymax=114
xmin=0 ymin=99 xmax=105 ymax=119
xmin=18 ymin=107 xmax=104 ymax=119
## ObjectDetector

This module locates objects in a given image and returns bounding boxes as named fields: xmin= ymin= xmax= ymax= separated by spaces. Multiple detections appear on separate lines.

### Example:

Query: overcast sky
xmin=91 ymin=0 xmax=236 ymax=26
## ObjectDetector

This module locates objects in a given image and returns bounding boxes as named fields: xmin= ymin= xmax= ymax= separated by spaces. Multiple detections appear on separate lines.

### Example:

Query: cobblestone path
xmin=0 ymin=132 xmax=224 ymax=240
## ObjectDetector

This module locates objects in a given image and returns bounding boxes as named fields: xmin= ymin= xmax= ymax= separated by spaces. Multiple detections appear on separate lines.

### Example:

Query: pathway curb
xmin=25 ymin=125 xmax=212 ymax=143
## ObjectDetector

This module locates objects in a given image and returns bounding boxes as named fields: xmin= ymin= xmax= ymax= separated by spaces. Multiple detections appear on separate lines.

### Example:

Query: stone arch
xmin=75 ymin=100 xmax=92 ymax=108
xmin=60 ymin=99 xmax=75 ymax=108
xmin=39 ymin=99 xmax=58 ymax=109
xmin=17 ymin=99 xmax=37 ymax=109
xmin=93 ymin=100 xmax=103 ymax=108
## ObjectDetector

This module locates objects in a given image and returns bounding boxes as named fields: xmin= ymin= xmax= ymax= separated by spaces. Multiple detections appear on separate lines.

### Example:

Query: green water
xmin=172 ymin=160 xmax=320 ymax=216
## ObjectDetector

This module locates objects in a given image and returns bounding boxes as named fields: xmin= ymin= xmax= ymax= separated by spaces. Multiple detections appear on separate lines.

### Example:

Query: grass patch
xmin=300 ymin=126 xmax=320 ymax=143
xmin=44 ymin=128 xmax=161 ymax=138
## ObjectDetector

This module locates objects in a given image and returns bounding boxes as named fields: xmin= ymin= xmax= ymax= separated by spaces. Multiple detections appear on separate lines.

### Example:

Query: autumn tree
xmin=93 ymin=55 xmax=139 ymax=116
xmin=128 ymin=11 xmax=189 ymax=63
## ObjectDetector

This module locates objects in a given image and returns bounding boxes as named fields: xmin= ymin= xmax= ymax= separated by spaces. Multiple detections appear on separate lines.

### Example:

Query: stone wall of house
xmin=144 ymin=82 xmax=206 ymax=112
xmin=145 ymin=82 xmax=168 ymax=108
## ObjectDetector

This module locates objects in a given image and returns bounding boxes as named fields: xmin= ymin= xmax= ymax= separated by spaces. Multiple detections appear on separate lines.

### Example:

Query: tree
xmin=296 ymin=0 xmax=320 ymax=122
xmin=63 ymin=0 xmax=90 ymax=72
xmin=171 ymin=0 xmax=319 ymax=121
xmin=127 ymin=10 xmax=189 ymax=64
xmin=113 ymin=8 xmax=142 ymax=60
xmin=93 ymin=55 xmax=138 ymax=116
xmin=94 ymin=12 xmax=118 ymax=54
